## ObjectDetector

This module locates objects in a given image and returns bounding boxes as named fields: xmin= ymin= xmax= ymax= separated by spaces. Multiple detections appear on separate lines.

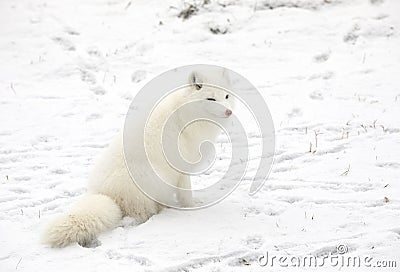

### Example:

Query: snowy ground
xmin=1 ymin=0 xmax=400 ymax=271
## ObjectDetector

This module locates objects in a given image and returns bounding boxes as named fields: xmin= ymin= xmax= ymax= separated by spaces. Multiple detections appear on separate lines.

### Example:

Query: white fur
xmin=43 ymin=70 xmax=234 ymax=247
xmin=43 ymin=194 xmax=122 ymax=247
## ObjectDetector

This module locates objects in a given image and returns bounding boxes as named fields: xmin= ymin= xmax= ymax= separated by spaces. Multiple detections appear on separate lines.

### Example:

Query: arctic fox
xmin=43 ymin=70 xmax=234 ymax=247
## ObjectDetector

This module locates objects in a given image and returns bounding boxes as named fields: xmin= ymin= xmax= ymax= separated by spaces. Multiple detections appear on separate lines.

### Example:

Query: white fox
xmin=43 ymin=70 xmax=234 ymax=247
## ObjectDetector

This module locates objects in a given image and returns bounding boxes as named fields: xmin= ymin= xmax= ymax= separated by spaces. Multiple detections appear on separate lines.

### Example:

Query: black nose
xmin=206 ymin=98 xmax=216 ymax=101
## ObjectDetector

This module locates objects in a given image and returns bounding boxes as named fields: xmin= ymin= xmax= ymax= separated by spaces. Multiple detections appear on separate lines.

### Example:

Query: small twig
xmin=314 ymin=130 xmax=322 ymax=148
xmin=360 ymin=124 xmax=367 ymax=132
xmin=124 ymin=1 xmax=131 ymax=10
xmin=15 ymin=257 xmax=22 ymax=270
xmin=10 ymin=83 xmax=17 ymax=95
xmin=340 ymin=164 xmax=351 ymax=176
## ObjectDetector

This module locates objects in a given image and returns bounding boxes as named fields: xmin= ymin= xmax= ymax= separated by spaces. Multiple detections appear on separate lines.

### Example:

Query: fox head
xmin=185 ymin=70 xmax=235 ymax=119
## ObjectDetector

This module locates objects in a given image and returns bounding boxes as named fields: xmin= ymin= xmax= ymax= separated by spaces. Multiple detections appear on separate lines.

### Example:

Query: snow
xmin=1 ymin=0 xmax=400 ymax=270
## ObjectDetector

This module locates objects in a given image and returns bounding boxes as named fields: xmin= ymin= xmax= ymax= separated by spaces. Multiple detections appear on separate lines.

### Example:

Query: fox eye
xmin=195 ymin=83 xmax=202 ymax=90
xmin=225 ymin=94 xmax=229 ymax=99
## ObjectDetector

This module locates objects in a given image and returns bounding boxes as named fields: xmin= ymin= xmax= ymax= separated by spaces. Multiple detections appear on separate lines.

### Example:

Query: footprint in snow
xmin=309 ymin=91 xmax=324 ymax=100
xmin=245 ymin=234 xmax=264 ymax=250
xmin=80 ymin=69 xmax=97 ymax=85
xmin=51 ymin=36 xmax=76 ymax=51
xmin=90 ymin=86 xmax=106 ymax=96
xmin=313 ymin=50 xmax=331 ymax=63
xmin=131 ymin=70 xmax=147 ymax=83
xmin=64 ymin=27 xmax=80 ymax=36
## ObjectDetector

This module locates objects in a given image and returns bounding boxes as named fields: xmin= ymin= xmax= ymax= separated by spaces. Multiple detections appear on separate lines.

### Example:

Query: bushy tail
xmin=43 ymin=194 xmax=122 ymax=247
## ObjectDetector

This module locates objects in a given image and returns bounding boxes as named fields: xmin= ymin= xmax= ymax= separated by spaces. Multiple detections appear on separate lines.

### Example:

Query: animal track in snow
xmin=51 ymin=36 xmax=76 ymax=51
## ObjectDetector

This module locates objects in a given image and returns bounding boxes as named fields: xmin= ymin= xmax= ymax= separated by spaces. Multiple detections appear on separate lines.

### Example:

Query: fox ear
xmin=190 ymin=72 xmax=203 ymax=90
